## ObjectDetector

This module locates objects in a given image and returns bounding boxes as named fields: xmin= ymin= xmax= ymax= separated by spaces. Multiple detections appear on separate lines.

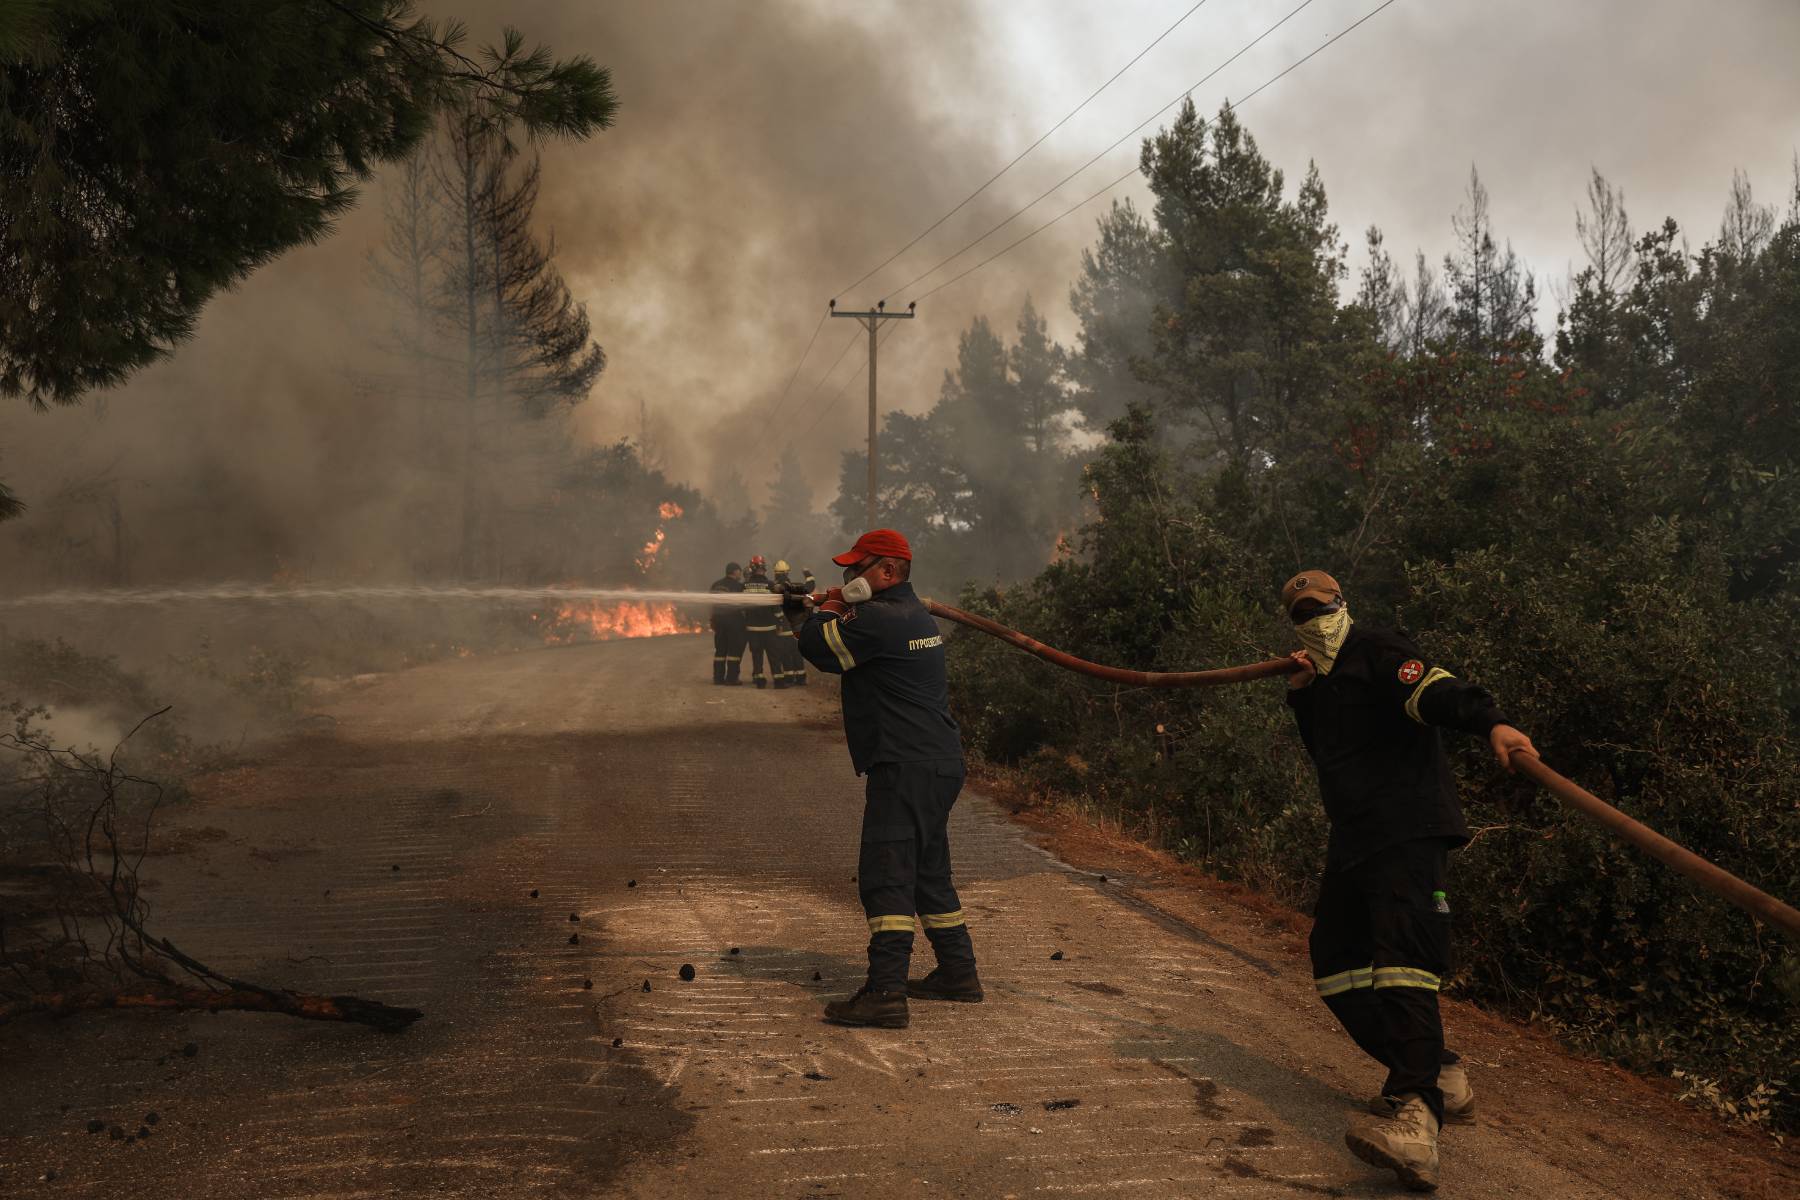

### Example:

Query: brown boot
xmin=906 ymin=965 xmax=984 ymax=1002
xmin=823 ymin=985 xmax=908 ymax=1028
xmin=1346 ymin=1093 xmax=1440 ymax=1192
xmin=1369 ymin=1062 xmax=1475 ymax=1125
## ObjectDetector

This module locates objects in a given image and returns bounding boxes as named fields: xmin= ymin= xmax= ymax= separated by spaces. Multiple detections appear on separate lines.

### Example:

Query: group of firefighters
xmin=707 ymin=556 xmax=817 ymax=689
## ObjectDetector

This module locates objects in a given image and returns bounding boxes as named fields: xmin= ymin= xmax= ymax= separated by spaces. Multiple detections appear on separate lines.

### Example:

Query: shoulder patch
xmin=1397 ymin=659 xmax=1424 ymax=685
xmin=838 ymin=607 xmax=858 ymax=624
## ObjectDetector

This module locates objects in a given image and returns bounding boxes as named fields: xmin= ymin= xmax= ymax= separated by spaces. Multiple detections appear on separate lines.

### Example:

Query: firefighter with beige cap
xmin=1280 ymin=569 xmax=1536 ymax=1192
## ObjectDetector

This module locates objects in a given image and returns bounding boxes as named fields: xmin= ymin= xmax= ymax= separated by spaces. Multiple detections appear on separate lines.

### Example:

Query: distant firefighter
xmin=741 ymin=555 xmax=783 ymax=689
xmin=708 ymin=562 xmax=746 ymax=685
xmin=771 ymin=561 xmax=814 ymax=688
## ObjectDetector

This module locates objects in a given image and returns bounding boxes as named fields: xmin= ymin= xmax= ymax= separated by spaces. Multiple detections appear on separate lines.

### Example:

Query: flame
xmin=539 ymin=599 xmax=701 ymax=645
xmin=635 ymin=501 xmax=684 ymax=573
xmin=658 ymin=501 xmax=683 ymax=520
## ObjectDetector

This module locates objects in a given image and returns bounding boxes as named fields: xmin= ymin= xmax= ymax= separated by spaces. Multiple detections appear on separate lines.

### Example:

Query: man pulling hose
xmin=1281 ymin=570 xmax=1536 ymax=1192
xmin=797 ymin=529 xmax=982 ymax=1028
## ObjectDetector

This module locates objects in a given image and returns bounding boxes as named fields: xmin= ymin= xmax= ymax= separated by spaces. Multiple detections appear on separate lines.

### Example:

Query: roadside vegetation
xmin=917 ymin=102 xmax=1800 ymax=1131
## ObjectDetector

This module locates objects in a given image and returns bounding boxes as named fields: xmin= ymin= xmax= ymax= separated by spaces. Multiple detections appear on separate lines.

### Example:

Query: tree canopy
xmin=0 ymin=1 xmax=615 ymax=410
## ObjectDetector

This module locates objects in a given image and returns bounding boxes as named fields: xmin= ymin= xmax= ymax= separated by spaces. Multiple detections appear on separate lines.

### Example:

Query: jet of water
xmin=0 ymin=584 xmax=787 ymax=608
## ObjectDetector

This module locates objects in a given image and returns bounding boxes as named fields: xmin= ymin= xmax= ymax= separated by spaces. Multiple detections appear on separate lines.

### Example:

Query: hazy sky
xmin=19 ymin=0 xmax=1800 ymax=516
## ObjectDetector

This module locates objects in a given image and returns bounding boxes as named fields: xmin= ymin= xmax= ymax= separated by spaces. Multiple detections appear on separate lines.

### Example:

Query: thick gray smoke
xmin=1 ymin=0 xmax=1796 ymax=587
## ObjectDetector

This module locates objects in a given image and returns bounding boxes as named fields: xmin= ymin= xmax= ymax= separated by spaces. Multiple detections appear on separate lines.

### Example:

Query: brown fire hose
xmin=919 ymin=598 xmax=1800 ymax=943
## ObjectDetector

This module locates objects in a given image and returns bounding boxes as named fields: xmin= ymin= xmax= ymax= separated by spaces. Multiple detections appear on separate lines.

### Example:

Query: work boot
xmin=906 ymin=964 xmax=983 ymax=1002
xmin=823 ymin=985 xmax=908 ymax=1028
xmin=1345 ymin=1094 xmax=1440 ymax=1192
xmin=1369 ymin=1062 xmax=1475 ymax=1125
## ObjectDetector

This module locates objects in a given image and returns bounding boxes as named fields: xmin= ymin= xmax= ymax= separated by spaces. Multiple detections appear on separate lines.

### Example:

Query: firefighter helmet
xmin=748 ymin=554 xmax=767 ymax=570
xmin=774 ymin=559 xmax=790 ymax=573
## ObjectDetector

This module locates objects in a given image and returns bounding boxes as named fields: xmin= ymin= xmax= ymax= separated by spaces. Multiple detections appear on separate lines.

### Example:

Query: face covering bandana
xmin=1294 ymin=607 xmax=1353 ymax=675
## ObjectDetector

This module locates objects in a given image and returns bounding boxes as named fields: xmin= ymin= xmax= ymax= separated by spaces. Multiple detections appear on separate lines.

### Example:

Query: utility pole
xmin=830 ymin=299 xmax=915 ymax=528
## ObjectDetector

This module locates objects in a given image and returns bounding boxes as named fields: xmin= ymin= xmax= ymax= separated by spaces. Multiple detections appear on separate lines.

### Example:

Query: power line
xmin=747 ymin=320 xmax=862 ymax=461
xmin=762 ymin=307 xmax=828 ymax=428
xmin=884 ymin=0 xmax=1325 ymax=302
xmin=835 ymin=0 xmax=1221 ymax=301
xmin=798 ymin=319 xmax=903 ymax=442
xmin=908 ymin=0 xmax=1405 ymax=306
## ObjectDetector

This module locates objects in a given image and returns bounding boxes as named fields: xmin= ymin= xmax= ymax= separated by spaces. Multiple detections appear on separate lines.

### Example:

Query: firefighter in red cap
xmin=1281 ymin=569 xmax=1536 ymax=1192
xmin=797 ymin=529 xmax=980 ymax=1028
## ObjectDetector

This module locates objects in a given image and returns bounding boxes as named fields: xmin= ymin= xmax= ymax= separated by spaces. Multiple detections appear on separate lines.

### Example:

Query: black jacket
xmin=708 ymin=575 xmax=744 ymax=631
xmin=741 ymin=572 xmax=780 ymax=632
xmin=1285 ymin=622 xmax=1508 ymax=869
xmin=797 ymin=581 xmax=962 ymax=775
xmin=773 ymin=573 xmax=811 ymax=632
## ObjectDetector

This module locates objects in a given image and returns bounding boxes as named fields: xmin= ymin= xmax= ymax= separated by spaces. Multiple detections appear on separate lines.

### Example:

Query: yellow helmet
xmin=774 ymin=559 xmax=790 ymax=573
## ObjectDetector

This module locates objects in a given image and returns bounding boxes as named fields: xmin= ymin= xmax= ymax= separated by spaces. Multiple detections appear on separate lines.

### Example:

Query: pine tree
xmin=1010 ymin=297 xmax=1072 ymax=457
xmin=1067 ymin=199 xmax=1167 ymax=433
xmin=1443 ymin=167 xmax=1538 ymax=356
xmin=0 ymin=1 xmax=616 ymax=411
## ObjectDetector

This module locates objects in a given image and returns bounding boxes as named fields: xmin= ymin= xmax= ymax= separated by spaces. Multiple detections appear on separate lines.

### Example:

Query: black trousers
xmin=859 ymin=759 xmax=977 ymax=989
xmin=711 ymin=624 xmax=745 ymax=683
xmin=746 ymin=628 xmax=780 ymax=686
xmin=1310 ymin=837 xmax=1457 ymax=1125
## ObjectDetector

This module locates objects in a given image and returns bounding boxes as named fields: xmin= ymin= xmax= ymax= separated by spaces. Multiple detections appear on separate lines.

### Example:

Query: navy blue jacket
xmin=1286 ymin=623 xmax=1508 ymax=869
xmin=797 ymin=582 xmax=962 ymax=775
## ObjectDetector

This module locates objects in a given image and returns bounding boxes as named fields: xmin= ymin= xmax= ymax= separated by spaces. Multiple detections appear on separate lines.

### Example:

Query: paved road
xmin=1 ymin=635 xmax=1788 ymax=1197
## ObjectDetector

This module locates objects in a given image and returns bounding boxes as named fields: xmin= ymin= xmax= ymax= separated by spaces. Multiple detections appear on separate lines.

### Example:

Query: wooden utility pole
xmin=830 ymin=299 xmax=915 ymax=528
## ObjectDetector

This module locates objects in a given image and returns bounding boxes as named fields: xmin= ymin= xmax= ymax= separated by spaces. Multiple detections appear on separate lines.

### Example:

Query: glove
xmin=818 ymin=587 xmax=849 ymax=617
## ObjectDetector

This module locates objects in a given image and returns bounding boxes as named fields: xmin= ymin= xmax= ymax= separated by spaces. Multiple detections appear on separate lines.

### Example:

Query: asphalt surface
xmin=1 ymin=634 xmax=1790 ymax=1198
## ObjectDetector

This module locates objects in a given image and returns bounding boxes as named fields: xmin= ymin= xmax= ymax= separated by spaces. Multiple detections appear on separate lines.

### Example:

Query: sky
xmin=9 ymin=0 xmax=1800 ymax=524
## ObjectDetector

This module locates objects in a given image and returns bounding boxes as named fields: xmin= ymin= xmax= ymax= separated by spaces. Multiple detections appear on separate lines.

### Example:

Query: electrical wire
xmin=746 ymin=319 xmax=862 ymax=461
xmin=762 ymin=307 xmax=828 ymax=428
xmin=908 ymin=0 xmax=1405 ymax=305
xmin=797 ymin=319 xmax=904 ymax=442
xmin=884 ymin=0 xmax=1325 ymax=303
xmin=835 ymin=0 xmax=1221 ymax=302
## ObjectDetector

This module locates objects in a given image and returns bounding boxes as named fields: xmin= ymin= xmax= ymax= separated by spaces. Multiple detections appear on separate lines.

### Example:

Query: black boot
xmin=823 ymin=985 xmax=909 ymax=1028
xmin=907 ymin=964 xmax=983 ymax=1002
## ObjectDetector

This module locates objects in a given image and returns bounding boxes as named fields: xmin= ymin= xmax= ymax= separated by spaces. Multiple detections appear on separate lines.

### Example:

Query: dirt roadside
xmin=980 ymin=776 xmax=1799 ymax=1200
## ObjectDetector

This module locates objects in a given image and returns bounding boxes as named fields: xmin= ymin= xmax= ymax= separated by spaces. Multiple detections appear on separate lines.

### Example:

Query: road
xmin=2 ymin=633 xmax=1792 ymax=1198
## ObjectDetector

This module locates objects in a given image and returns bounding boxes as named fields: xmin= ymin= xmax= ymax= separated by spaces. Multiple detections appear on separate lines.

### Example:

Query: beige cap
xmin=1280 ymin=570 xmax=1343 ymax=613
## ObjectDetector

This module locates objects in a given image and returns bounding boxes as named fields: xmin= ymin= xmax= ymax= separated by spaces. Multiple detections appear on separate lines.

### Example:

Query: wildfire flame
xmin=658 ymin=501 xmax=683 ymax=520
xmin=533 ymin=599 xmax=701 ymax=644
xmin=636 ymin=500 xmax=684 ymax=572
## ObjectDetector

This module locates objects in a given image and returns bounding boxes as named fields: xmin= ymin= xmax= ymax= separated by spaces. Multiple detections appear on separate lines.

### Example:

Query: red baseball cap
xmin=831 ymin=528 xmax=912 ymax=566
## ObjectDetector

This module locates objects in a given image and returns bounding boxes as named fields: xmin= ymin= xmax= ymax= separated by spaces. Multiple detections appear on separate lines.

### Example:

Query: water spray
xmin=0 ymin=584 xmax=777 ymax=609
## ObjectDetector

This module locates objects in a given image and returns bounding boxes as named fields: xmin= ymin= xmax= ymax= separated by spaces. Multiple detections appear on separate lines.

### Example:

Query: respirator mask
xmin=840 ymin=559 xmax=878 ymax=604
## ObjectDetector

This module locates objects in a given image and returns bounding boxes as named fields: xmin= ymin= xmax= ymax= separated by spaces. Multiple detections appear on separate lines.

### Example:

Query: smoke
xmin=1 ymin=0 xmax=1796 ymax=590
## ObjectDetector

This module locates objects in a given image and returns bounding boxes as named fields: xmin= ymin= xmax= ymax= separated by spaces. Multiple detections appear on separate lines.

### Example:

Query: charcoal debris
xmin=641 ymin=979 xmax=652 ymax=992
xmin=803 ymin=1071 xmax=830 ymax=1081
xmin=679 ymin=963 xmax=696 ymax=981
xmin=812 ymin=971 xmax=822 ymax=981
xmin=529 ymin=889 xmax=539 ymax=898
xmin=1043 ymin=1098 xmax=1080 ymax=1111
xmin=145 ymin=1112 xmax=159 ymax=1125
xmin=1050 ymin=951 xmax=1064 ymax=961
xmin=582 ymin=978 xmax=593 ymax=990
xmin=989 ymin=1103 xmax=1022 ymax=1116
xmin=568 ymin=933 xmax=580 ymax=945
xmin=86 ymin=1119 xmax=104 ymax=1134
xmin=612 ymin=1037 xmax=624 ymax=1047
xmin=138 ymin=1124 xmax=152 ymax=1138
xmin=568 ymin=912 xmax=580 ymax=922
xmin=391 ymin=864 xmax=399 ymax=871
xmin=728 ymin=947 xmax=740 ymax=955
xmin=627 ymin=879 xmax=637 ymax=888
xmin=181 ymin=1042 xmax=198 ymax=1058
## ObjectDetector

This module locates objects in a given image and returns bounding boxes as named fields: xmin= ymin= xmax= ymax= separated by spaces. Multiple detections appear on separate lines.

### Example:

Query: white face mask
xmin=1295 ymin=606 xmax=1353 ymax=675
xmin=841 ymin=574 xmax=874 ymax=604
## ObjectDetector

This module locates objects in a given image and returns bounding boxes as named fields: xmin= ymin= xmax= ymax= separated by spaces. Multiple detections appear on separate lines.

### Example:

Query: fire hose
xmin=915 ymin=598 xmax=1800 ymax=944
